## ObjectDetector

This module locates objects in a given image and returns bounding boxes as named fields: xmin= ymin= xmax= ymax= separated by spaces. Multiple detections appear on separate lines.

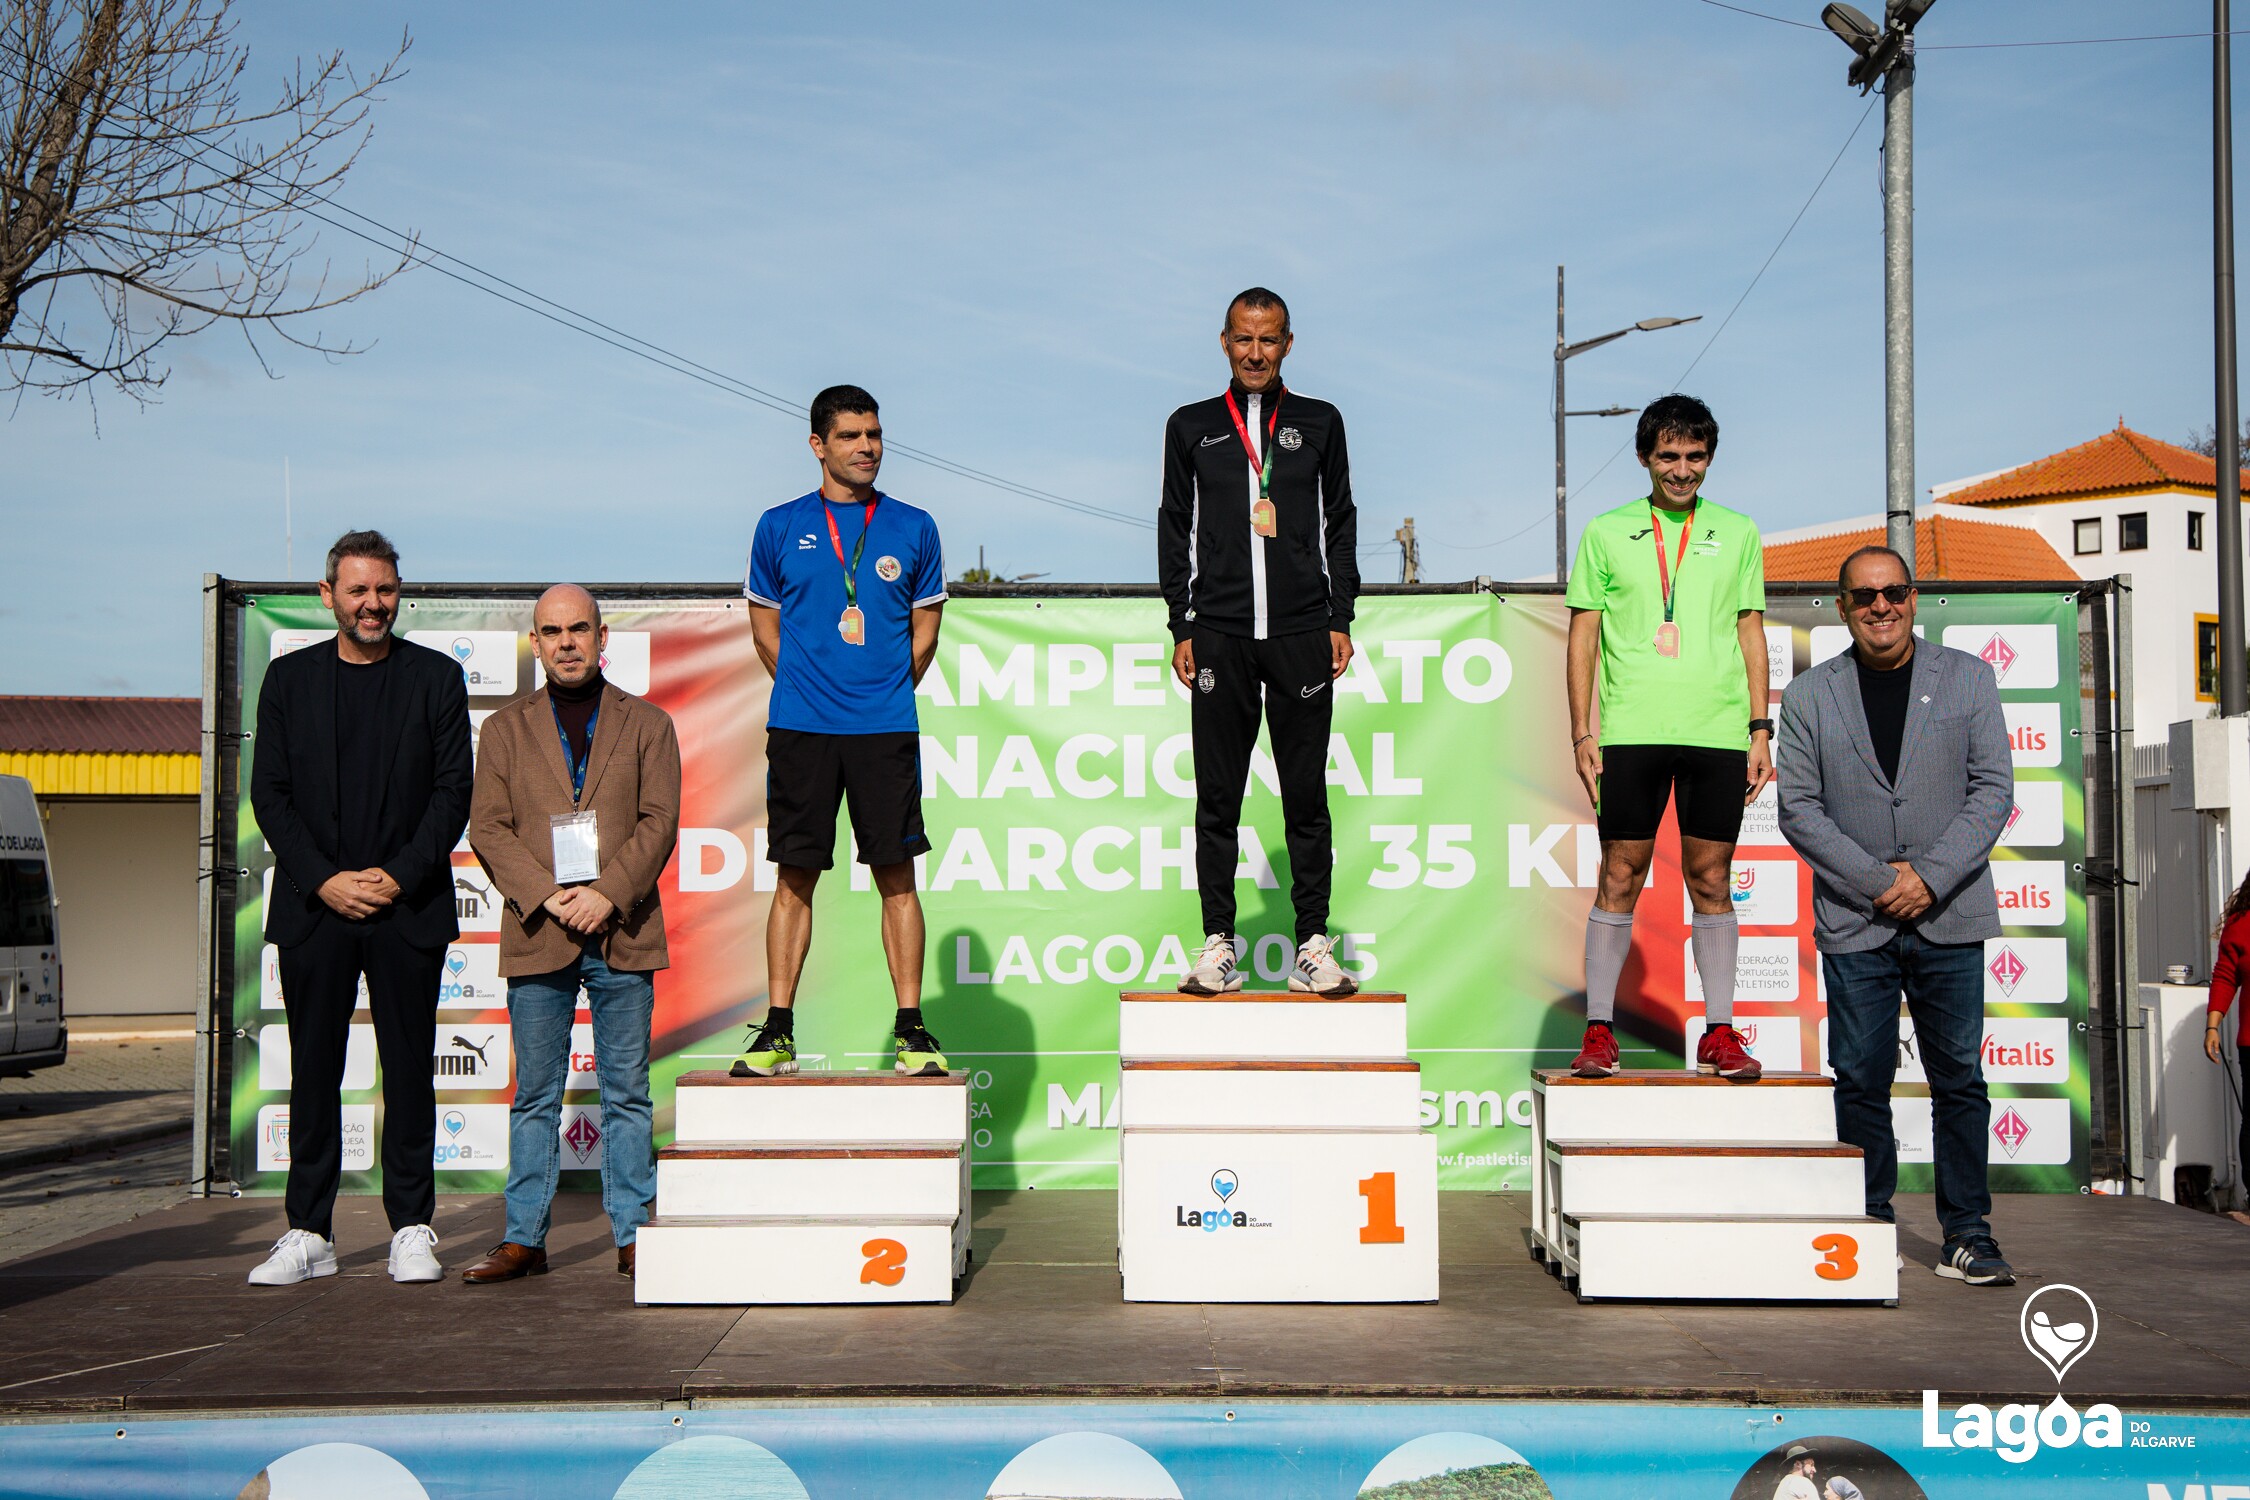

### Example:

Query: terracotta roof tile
xmin=1764 ymin=515 xmax=2074 ymax=583
xmin=1944 ymin=424 xmax=2250 ymax=505
xmin=0 ymin=697 xmax=200 ymax=755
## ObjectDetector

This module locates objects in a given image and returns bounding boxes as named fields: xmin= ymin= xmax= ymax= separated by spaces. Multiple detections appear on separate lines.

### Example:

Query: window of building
xmin=2073 ymin=518 xmax=2101 ymax=555
xmin=2191 ymin=511 xmax=2207 ymax=551
xmin=2199 ymin=615 xmax=2222 ymax=702
xmin=2119 ymin=512 xmax=2149 ymax=551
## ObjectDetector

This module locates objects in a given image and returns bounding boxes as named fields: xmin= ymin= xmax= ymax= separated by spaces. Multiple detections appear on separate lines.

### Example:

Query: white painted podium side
xmin=635 ymin=1072 xmax=971 ymax=1306
xmin=1529 ymin=1069 xmax=1897 ymax=1305
xmin=1115 ymin=991 xmax=1440 ymax=1303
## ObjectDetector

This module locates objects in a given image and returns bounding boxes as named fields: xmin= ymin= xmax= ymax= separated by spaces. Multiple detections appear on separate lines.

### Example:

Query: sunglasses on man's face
xmin=1845 ymin=584 xmax=1915 ymax=608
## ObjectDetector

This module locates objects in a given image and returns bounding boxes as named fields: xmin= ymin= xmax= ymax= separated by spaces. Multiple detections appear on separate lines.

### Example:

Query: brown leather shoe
xmin=461 ymin=1242 xmax=548 ymax=1283
xmin=617 ymin=1242 xmax=636 ymax=1277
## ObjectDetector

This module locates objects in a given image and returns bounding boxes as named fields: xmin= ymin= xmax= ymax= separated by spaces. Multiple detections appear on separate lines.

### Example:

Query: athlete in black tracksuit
xmin=1158 ymin=380 xmax=1359 ymax=945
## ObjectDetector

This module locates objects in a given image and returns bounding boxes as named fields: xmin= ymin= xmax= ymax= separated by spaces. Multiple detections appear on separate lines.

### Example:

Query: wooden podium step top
xmin=1119 ymin=990 xmax=1405 ymax=1003
xmin=659 ymin=1141 xmax=963 ymax=1161
xmin=1121 ymin=1057 xmax=1417 ymax=1072
xmin=1533 ymin=1068 xmax=1831 ymax=1087
xmin=646 ymin=1213 xmax=957 ymax=1229
xmin=1551 ymin=1138 xmax=1861 ymax=1158
xmin=1565 ymin=1210 xmax=1888 ymax=1226
xmin=676 ymin=1069 xmax=966 ymax=1088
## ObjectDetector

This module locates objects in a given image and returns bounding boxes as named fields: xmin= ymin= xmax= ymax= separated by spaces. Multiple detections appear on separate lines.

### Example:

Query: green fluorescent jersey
xmin=1565 ymin=495 xmax=1766 ymax=750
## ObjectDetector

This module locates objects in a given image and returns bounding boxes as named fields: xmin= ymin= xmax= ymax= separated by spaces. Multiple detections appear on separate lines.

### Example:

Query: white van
xmin=0 ymin=775 xmax=64 ymax=1076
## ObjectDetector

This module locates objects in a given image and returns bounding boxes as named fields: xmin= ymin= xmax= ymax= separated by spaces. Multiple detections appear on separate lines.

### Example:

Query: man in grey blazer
xmin=1777 ymin=545 xmax=2017 ymax=1286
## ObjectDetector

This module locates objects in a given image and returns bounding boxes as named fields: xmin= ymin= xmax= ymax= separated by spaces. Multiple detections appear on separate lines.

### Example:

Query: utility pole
xmin=1823 ymin=1 xmax=1937 ymax=562
xmin=2218 ymin=0 xmax=2247 ymax=715
xmin=1396 ymin=517 xmax=1420 ymax=584
xmin=1881 ymin=35 xmax=1916 ymax=562
xmin=1553 ymin=265 xmax=1697 ymax=584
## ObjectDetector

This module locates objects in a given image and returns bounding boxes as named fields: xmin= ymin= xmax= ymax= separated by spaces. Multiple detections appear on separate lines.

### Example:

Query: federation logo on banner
xmin=256 ymin=1104 xmax=374 ymax=1171
xmin=1690 ymin=860 xmax=1797 ymax=927
xmin=1984 ymin=936 xmax=2066 ymax=1004
xmin=560 ymin=1104 xmax=604 ymax=1170
xmin=1685 ymin=1016 xmax=1803 ymax=1073
xmin=1683 ymin=936 xmax=1800 ymax=1003
xmin=1943 ymin=623 xmax=2058 ymax=689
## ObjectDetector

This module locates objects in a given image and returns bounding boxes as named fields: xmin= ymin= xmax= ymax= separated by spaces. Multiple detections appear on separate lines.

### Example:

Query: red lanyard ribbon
xmin=823 ymin=498 xmax=877 ymax=608
xmin=1222 ymin=387 xmax=1283 ymax=499
xmin=1649 ymin=501 xmax=1696 ymax=625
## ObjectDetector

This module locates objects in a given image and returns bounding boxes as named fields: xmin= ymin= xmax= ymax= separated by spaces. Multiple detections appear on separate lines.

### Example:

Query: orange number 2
xmin=1811 ymin=1232 xmax=1858 ymax=1281
xmin=1358 ymin=1172 xmax=1405 ymax=1244
xmin=860 ymin=1238 xmax=908 ymax=1286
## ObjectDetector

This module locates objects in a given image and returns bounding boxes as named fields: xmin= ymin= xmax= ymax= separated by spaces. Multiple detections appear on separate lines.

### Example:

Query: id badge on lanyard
xmin=550 ymin=699 xmax=600 ymax=882
xmin=825 ymin=499 xmax=876 ymax=646
xmin=1224 ymin=388 xmax=1283 ymax=538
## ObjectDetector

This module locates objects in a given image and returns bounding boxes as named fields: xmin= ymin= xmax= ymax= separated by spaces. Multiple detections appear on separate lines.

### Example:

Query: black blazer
xmin=250 ymin=635 xmax=474 ymax=949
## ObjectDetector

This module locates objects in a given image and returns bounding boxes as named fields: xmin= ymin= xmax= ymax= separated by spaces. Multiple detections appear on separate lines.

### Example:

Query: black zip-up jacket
xmin=1158 ymin=382 xmax=1358 ymax=642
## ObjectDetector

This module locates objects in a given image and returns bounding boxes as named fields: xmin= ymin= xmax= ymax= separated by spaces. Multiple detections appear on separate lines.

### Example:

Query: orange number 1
xmin=1811 ymin=1232 xmax=1858 ymax=1281
xmin=1358 ymin=1172 xmax=1405 ymax=1244
xmin=861 ymin=1238 xmax=907 ymax=1286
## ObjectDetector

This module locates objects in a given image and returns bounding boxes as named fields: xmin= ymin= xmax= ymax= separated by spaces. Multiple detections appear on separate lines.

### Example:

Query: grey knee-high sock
xmin=1583 ymin=908 xmax=1637 ymax=1024
xmin=1690 ymin=911 xmax=1740 ymax=1027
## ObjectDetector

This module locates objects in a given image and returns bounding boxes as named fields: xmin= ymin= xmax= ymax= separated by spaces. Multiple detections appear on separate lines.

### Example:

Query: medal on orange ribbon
xmin=1251 ymin=497 xmax=1277 ymax=537
xmin=1648 ymin=500 xmax=1696 ymax=660
xmin=1224 ymin=387 xmax=1284 ymax=541
xmin=823 ymin=497 xmax=877 ymax=649
xmin=838 ymin=605 xmax=865 ymax=645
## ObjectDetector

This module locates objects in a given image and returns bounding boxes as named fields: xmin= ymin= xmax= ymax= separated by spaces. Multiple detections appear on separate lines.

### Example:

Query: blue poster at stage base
xmin=0 ymin=1400 xmax=2242 ymax=1499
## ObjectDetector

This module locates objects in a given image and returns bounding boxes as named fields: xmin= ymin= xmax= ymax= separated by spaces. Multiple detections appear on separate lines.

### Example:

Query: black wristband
xmin=1748 ymin=718 xmax=1775 ymax=736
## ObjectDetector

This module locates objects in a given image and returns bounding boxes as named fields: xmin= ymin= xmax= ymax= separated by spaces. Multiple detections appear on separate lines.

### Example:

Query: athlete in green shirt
xmin=1563 ymin=395 xmax=1773 ymax=1081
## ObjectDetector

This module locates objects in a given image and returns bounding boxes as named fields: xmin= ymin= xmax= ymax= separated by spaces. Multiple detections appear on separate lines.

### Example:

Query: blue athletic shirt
xmin=744 ymin=491 xmax=947 ymax=734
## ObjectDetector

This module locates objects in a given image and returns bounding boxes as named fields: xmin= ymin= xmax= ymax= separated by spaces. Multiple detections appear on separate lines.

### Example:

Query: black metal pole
xmin=1555 ymin=266 xmax=1569 ymax=585
xmin=2220 ymin=0 xmax=2247 ymax=715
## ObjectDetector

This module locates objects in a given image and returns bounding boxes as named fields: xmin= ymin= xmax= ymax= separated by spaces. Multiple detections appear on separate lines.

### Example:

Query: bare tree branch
xmin=0 ymin=0 xmax=413 ymax=402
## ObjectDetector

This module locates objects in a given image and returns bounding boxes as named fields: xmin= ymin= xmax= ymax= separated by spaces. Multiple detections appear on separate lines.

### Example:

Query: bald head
xmin=530 ymin=584 xmax=606 ymax=689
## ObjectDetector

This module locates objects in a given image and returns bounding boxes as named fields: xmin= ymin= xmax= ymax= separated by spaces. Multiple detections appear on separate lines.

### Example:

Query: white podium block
xmin=1548 ymin=1141 xmax=1865 ymax=1220
xmin=673 ymin=1070 xmax=968 ymax=1144
xmin=1563 ymin=1213 xmax=1899 ymax=1303
xmin=1533 ymin=1070 xmax=1837 ymax=1146
xmin=656 ymin=1143 xmax=966 ymax=1219
xmin=1118 ymin=1128 xmax=1438 ymax=1302
xmin=1119 ymin=991 xmax=1408 ymax=1059
xmin=634 ymin=1216 xmax=959 ymax=1304
xmin=1119 ymin=1059 xmax=1423 ymax=1129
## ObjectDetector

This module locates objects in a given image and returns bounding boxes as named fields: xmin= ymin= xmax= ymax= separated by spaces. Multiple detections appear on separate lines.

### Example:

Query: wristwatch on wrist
xmin=1748 ymin=718 xmax=1775 ymax=737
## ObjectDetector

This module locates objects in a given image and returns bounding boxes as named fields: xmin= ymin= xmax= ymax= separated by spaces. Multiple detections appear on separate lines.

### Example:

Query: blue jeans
xmin=504 ymin=945 xmax=656 ymax=1248
xmin=1823 ymin=929 xmax=1992 ymax=1246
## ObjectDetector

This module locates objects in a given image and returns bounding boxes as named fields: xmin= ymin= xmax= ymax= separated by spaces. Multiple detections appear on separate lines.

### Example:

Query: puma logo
xmin=449 ymin=1035 xmax=491 ymax=1068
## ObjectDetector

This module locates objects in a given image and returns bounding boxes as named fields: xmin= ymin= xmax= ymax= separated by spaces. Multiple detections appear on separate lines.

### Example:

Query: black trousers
xmin=276 ymin=917 xmax=442 ymax=1237
xmin=1191 ymin=627 xmax=1334 ymax=944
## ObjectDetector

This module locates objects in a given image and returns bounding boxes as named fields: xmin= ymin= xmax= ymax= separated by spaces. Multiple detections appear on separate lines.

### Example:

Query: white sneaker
xmin=388 ymin=1224 xmax=443 ymax=1283
xmin=247 ymin=1228 xmax=337 ymax=1286
xmin=1179 ymin=933 xmax=1245 ymax=995
xmin=1289 ymin=934 xmax=1358 ymax=996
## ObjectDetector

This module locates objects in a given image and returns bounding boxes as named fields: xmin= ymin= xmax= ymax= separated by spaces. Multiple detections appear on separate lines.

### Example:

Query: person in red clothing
xmin=2205 ymin=871 xmax=2250 ymax=1202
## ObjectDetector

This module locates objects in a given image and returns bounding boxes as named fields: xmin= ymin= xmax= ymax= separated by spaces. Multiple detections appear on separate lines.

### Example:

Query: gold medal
xmin=1251 ymin=497 xmax=1277 ymax=537
xmin=838 ymin=605 xmax=865 ymax=646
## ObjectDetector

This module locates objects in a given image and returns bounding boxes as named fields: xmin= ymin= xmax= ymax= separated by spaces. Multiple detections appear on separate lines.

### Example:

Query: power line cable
xmin=0 ymin=37 xmax=1155 ymax=531
xmin=1693 ymin=1 xmax=2250 ymax=49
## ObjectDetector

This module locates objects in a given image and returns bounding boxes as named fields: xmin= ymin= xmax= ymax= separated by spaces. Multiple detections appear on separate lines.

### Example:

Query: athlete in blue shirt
xmin=735 ymin=385 xmax=949 ymax=1077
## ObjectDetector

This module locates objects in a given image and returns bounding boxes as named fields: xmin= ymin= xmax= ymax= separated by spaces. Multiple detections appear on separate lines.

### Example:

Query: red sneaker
xmin=1697 ymin=1024 xmax=1762 ymax=1081
xmin=1569 ymin=1022 xmax=1620 ymax=1078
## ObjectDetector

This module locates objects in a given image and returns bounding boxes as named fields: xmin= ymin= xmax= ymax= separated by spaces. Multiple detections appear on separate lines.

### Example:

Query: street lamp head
xmin=1821 ymin=3 xmax=1880 ymax=56
xmin=1889 ymin=0 xmax=1937 ymax=30
xmin=1634 ymin=316 xmax=1702 ymax=332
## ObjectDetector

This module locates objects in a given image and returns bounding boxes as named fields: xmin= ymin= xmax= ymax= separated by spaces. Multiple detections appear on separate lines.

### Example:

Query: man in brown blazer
xmin=464 ymin=585 xmax=681 ymax=1282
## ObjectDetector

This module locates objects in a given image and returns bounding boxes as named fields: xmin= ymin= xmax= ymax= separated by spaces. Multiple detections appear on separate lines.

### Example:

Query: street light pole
xmin=1882 ymin=39 xmax=1916 ymax=561
xmin=1552 ymin=264 xmax=1699 ymax=583
xmin=2217 ymin=0 xmax=2246 ymax=716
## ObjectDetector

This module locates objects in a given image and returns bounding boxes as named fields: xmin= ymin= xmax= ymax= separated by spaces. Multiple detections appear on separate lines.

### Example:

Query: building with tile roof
xmin=1763 ymin=506 xmax=2074 ymax=586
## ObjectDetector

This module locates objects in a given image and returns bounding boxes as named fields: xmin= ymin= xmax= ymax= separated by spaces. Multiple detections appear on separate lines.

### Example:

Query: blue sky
xmin=6 ymin=1 xmax=2240 ymax=694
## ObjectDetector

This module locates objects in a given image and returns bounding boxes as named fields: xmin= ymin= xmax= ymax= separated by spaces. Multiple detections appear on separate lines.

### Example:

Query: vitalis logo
xmin=1923 ymin=1284 xmax=2123 ymax=1463
xmin=1175 ymin=1166 xmax=1273 ymax=1231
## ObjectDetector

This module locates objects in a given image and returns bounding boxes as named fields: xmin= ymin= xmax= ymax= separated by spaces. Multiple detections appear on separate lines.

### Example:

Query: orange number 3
xmin=1358 ymin=1172 xmax=1405 ymax=1244
xmin=861 ymin=1238 xmax=907 ymax=1286
xmin=1811 ymin=1232 xmax=1858 ymax=1281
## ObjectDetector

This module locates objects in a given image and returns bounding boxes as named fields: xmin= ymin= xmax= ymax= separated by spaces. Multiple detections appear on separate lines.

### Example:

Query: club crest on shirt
xmin=876 ymin=555 xmax=902 ymax=583
xmin=1277 ymin=426 xmax=1303 ymax=451
xmin=1196 ymin=667 xmax=1215 ymax=693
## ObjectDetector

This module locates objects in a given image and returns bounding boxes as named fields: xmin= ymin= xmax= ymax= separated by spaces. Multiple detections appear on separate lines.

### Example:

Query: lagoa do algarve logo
xmin=1174 ymin=1166 xmax=1271 ymax=1232
xmin=1922 ymin=1284 xmax=2123 ymax=1464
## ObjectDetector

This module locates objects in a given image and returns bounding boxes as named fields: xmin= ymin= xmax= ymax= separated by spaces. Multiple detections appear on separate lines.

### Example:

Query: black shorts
xmin=1596 ymin=743 xmax=1749 ymax=845
xmin=765 ymin=729 xmax=930 ymax=869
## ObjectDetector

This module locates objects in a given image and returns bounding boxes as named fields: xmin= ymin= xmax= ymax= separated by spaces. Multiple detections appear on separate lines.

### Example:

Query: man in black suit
xmin=248 ymin=529 xmax=472 ymax=1286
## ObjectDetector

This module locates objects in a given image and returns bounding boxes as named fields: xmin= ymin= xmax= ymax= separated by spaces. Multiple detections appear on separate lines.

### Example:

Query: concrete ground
xmin=0 ymin=1022 xmax=196 ymax=1174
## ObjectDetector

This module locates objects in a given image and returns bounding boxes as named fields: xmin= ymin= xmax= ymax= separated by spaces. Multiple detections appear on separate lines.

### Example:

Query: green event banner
xmin=226 ymin=589 xmax=2089 ymax=1196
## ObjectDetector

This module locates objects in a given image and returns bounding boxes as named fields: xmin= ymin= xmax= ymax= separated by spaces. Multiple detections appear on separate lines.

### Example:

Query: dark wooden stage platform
xmin=2 ymin=1189 xmax=2243 ymax=1415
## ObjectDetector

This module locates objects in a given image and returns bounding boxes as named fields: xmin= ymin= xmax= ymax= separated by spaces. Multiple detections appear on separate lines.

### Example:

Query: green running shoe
xmin=729 ymin=1015 xmax=797 ymax=1077
xmin=893 ymin=1022 xmax=948 ymax=1077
